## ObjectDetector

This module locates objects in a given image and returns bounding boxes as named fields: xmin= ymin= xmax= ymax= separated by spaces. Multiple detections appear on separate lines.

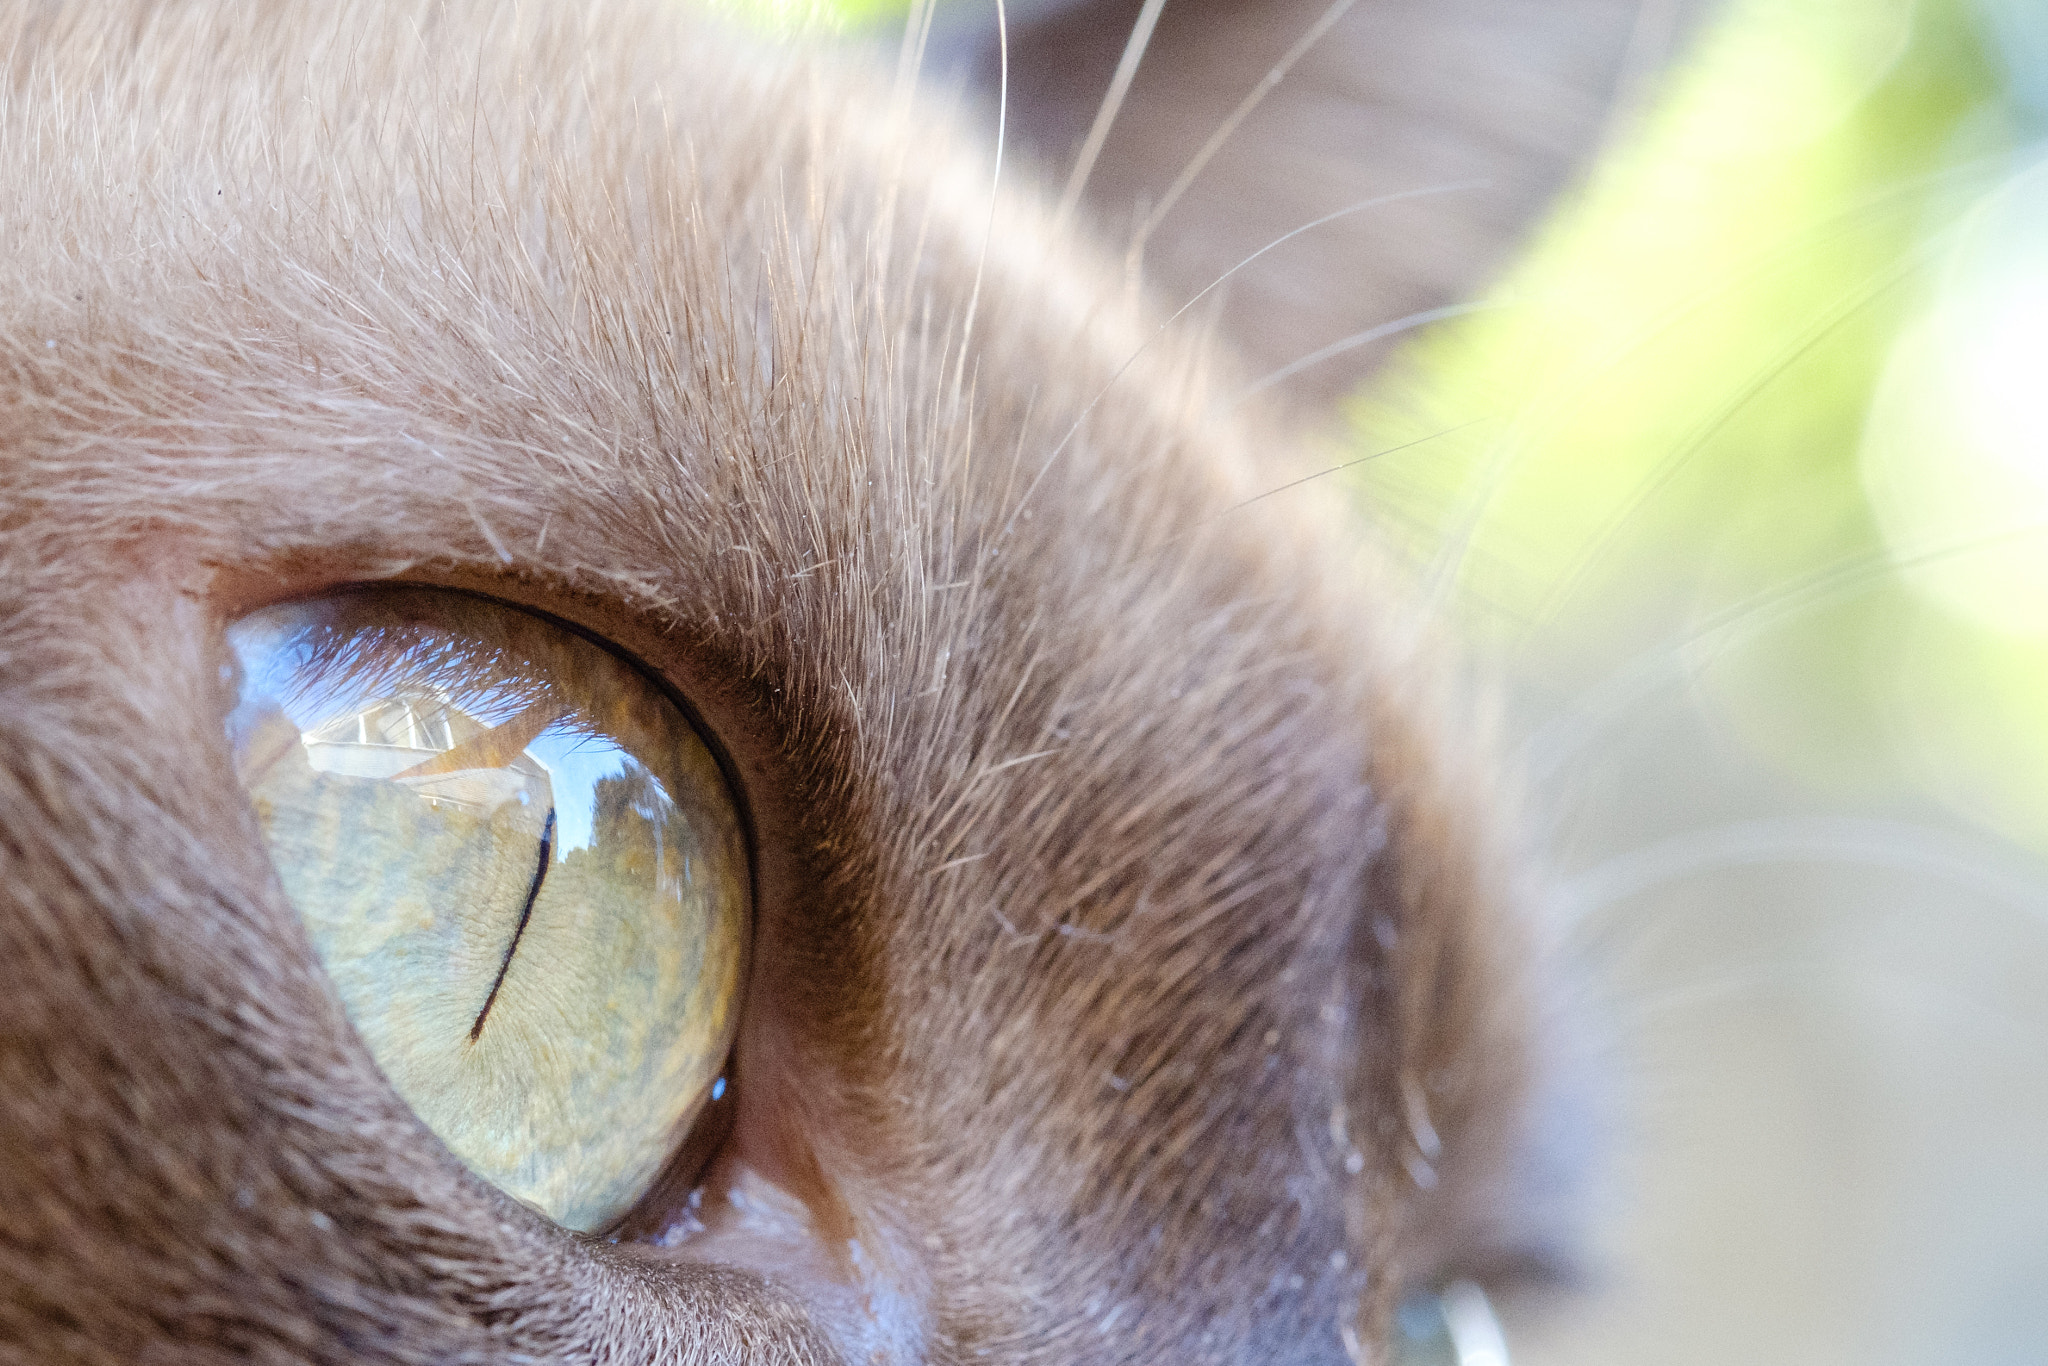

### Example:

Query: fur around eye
xmin=226 ymin=588 xmax=749 ymax=1233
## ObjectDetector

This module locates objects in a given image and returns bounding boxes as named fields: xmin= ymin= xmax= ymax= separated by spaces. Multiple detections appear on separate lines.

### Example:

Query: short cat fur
xmin=0 ymin=1 xmax=1695 ymax=1361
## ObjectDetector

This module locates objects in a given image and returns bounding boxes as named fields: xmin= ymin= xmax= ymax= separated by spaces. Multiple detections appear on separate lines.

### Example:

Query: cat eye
xmin=224 ymin=587 xmax=749 ymax=1234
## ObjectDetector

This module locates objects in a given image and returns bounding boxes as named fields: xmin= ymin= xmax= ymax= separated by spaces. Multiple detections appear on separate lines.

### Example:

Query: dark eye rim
xmin=225 ymin=578 xmax=761 ymax=1240
xmin=236 ymin=579 xmax=763 ymax=904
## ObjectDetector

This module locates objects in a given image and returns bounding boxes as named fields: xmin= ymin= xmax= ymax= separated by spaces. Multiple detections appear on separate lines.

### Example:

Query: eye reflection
xmin=225 ymin=588 xmax=748 ymax=1233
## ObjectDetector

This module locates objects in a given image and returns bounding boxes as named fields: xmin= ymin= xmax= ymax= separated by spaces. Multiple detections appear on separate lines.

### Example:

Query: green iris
xmin=227 ymin=588 xmax=748 ymax=1233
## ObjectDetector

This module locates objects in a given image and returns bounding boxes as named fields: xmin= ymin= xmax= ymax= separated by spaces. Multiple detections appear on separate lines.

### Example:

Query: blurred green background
xmin=1333 ymin=10 xmax=2048 ymax=1356
xmin=1349 ymin=0 xmax=2048 ymax=861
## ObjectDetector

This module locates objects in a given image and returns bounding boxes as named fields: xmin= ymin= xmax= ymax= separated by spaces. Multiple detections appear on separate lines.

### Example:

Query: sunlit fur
xmin=0 ymin=0 xmax=1663 ymax=1360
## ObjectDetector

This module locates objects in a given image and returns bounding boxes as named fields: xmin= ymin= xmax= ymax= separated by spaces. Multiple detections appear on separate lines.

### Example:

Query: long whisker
xmin=1121 ymin=0 xmax=1361 ymax=291
xmin=1594 ymin=0 xmax=1685 ymax=157
xmin=1001 ymin=182 xmax=1486 ymax=539
xmin=1100 ymin=422 xmax=1489 ymax=583
xmin=1052 ymin=0 xmax=1170 ymax=232
xmin=1621 ymin=963 xmax=2048 ymax=1037
xmin=1510 ymin=239 xmax=1936 ymax=652
xmin=1231 ymin=300 xmax=1501 ymax=403
xmin=894 ymin=0 xmax=939 ymax=98
xmin=1216 ymin=420 xmax=1492 ymax=519
xmin=1415 ymin=156 xmax=2003 ymax=623
xmin=951 ymin=0 xmax=1009 ymax=396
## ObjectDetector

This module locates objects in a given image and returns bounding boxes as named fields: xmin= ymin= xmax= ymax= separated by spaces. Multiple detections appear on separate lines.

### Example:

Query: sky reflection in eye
xmin=225 ymin=588 xmax=748 ymax=1232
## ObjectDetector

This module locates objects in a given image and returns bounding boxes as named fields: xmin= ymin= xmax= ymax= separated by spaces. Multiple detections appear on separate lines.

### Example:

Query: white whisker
xmin=1122 ymin=0 xmax=1361 ymax=290
xmin=1620 ymin=963 xmax=2048 ymax=1038
xmin=1509 ymin=242 xmax=1935 ymax=651
xmin=1231 ymin=300 xmax=1500 ymax=403
xmin=1522 ymin=519 xmax=2048 ymax=787
xmin=1001 ymin=182 xmax=1486 ymax=539
xmin=1052 ymin=0 xmax=1170 ymax=232
xmin=1596 ymin=0 xmax=1684 ymax=155
xmin=1416 ymin=159 xmax=2002 ymax=627
xmin=951 ymin=0 xmax=1008 ymax=396
xmin=1217 ymin=421 xmax=1491 ymax=520
xmin=894 ymin=0 xmax=939 ymax=97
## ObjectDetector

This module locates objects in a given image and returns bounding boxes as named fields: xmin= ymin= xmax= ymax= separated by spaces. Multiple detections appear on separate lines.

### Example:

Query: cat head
xmin=0 ymin=0 xmax=1685 ymax=1359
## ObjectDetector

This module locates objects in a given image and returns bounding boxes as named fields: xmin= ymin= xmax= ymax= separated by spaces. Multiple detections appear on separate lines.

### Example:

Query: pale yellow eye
xmin=225 ymin=588 xmax=748 ymax=1233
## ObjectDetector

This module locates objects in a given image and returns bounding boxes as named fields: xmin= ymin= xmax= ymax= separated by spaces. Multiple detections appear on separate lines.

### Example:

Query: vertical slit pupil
xmin=469 ymin=806 xmax=556 ymax=1043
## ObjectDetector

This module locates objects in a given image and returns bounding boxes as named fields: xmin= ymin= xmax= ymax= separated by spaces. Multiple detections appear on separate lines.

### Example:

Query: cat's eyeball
xmin=224 ymin=587 xmax=748 ymax=1233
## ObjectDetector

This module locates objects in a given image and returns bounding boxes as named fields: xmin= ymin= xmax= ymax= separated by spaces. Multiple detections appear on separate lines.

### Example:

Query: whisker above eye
xmin=894 ymin=0 xmax=940 ymax=101
xmin=1214 ymin=421 xmax=1492 ymax=524
xmin=950 ymin=0 xmax=1009 ymax=395
xmin=1413 ymin=157 xmax=2007 ymax=624
xmin=1230 ymin=300 xmax=1503 ymax=405
xmin=1505 ymin=243 xmax=1934 ymax=652
xmin=999 ymin=181 xmax=1487 ymax=541
xmin=1593 ymin=0 xmax=1691 ymax=154
xmin=1120 ymin=0 xmax=1364 ymax=289
xmin=1051 ymin=0 xmax=1171 ymax=233
xmin=1616 ymin=960 xmax=2048 ymax=1035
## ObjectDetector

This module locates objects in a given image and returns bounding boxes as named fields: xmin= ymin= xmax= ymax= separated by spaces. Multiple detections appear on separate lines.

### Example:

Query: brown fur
xmin=0 ymin=1 xmax=1660 ymax=1360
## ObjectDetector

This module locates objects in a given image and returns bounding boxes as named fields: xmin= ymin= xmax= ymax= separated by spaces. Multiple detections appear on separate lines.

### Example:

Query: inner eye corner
xmin=223 ymin=584 xmax=754 ymax=1235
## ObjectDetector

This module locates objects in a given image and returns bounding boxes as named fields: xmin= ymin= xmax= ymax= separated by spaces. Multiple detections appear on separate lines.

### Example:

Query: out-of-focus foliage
xmin=1351 ymin=0 xmax=2048 ymax=853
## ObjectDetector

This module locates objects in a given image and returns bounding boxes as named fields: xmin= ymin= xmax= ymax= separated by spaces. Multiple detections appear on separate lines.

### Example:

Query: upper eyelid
xmin=280 ymin=616 xmax=562 ymax=720
xmin=249 ymin=587 xmax=634 ymax=734
xmin=233 ymin=584 xmax=754 ymax=826
xmin=224 ymin=570 xmax=774 ymax=880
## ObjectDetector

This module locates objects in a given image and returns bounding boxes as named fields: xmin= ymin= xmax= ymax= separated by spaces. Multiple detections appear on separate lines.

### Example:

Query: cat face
xmin=0 ymin=0 xmax=1667 ymax=1360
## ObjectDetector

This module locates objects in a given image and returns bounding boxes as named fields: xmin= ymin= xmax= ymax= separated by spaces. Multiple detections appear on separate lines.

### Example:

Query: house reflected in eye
xmin=222 ymin=594 xmax=748 ymax=1231
xmin=300 ymin=695 xmax=557 ymax=820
